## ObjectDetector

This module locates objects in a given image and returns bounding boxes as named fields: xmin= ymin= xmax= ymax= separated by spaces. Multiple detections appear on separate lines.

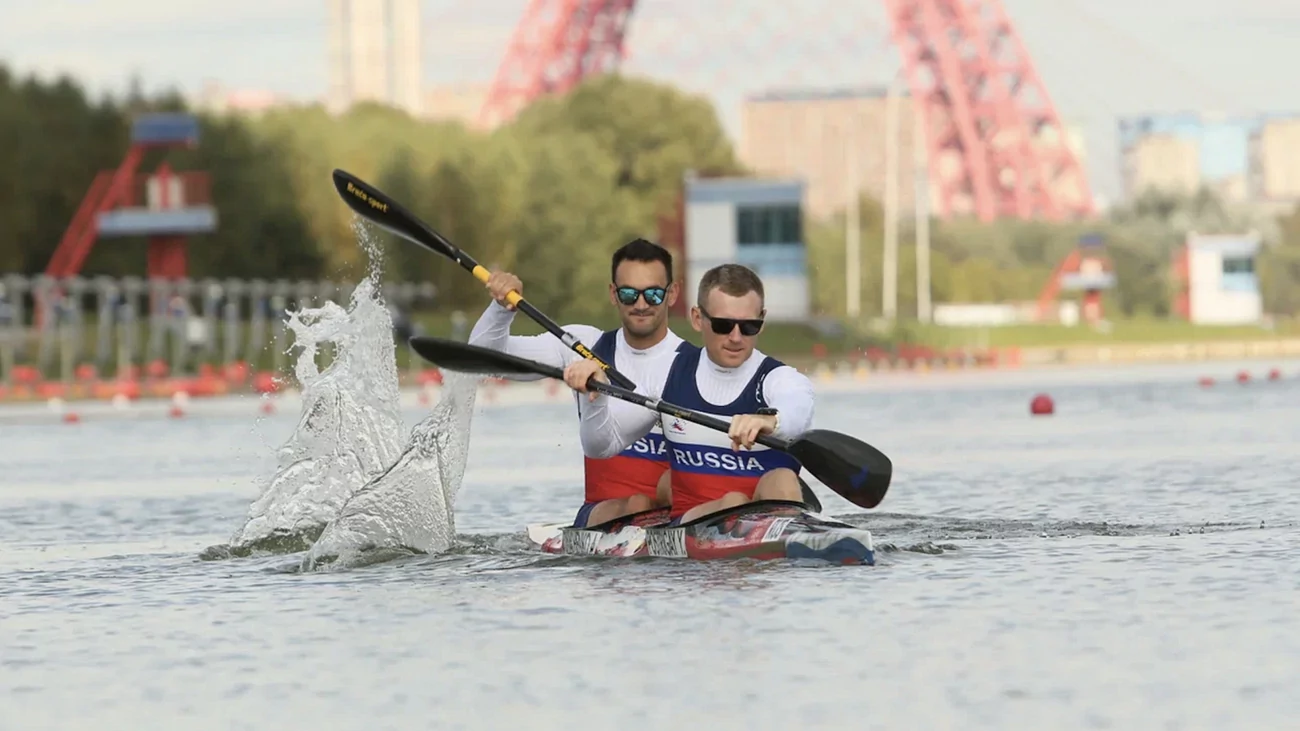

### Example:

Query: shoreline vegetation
xmin=3 ymin=64 xmax=1300 ymax=391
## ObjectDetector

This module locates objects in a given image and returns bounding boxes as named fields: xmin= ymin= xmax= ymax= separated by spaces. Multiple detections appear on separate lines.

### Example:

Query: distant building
xmin=1122 ymin=133 xmax=1201 ymax=197
xmin=741 ymin=86 xmax=1090 ymax=222
xmin=681 ymin=175 xmax=809 ymax=322
xmin=191 ymin=81 xmax=292 ymax=116
xmin=1120 ymin=112 xmax=1300 ymax=207
xmin=327 ymin=0 xmax=423 ymax=117
xmin=739 ymin=87 xmax=917 ymax=221
xmin=1171 ymin=232 xmax=1263 ymax=325
xmin=422 ymin=83 xmax=491 ymax=129
xmin=1249 ymin=118 xmax=1300 ymax=205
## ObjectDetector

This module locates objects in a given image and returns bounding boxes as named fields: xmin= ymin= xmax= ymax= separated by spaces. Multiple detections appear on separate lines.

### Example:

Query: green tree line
xmin=3 ymin=61 xmax=1299 ymax=321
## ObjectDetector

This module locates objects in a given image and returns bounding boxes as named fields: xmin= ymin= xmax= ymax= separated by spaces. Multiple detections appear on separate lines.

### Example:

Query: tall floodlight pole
xmin=915 ymin=104 xmax=932 ymax=322
xmin=846 ymin=122 xmax=861 ymax=319
xmin=883 ymin=75 xmax=902 ymax=321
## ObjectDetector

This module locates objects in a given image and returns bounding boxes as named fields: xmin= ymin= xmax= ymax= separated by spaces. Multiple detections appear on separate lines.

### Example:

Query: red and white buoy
xmin=48 ymin=396 xmax=80 ymax=424
xmin=169 ymin=391 xmax=189 ymax=418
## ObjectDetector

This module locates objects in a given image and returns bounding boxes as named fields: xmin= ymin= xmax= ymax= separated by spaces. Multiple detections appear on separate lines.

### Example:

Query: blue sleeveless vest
xmin=577 ymin=329 xmax=672 ymax=503
xmin=657 ymin=344 xmax=802 ymax=517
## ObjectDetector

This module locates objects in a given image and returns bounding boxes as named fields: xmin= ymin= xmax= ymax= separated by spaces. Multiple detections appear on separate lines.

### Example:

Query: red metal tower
xmin=478 ymin=0 xmax=637 ymax=129
xmin=1036 ymin=233 xmax=1115 ymax=323
xmin=45 ymin=113 xmax=218 ymax=280
xmin=479 ymin=0 xmax=1095 ymax=221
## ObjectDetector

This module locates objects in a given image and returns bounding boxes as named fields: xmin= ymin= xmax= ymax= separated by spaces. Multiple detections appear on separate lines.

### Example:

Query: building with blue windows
xmin=1171 ymin=232 xmax=1262 ymax=325
xmin=682 ymin=175 xmax=809 ymax=321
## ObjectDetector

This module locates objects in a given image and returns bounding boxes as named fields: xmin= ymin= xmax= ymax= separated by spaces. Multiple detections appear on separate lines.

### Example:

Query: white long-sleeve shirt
xmin=468 ymin=301 xmax=686 ymax=452
xmin=578 ymin=345 xmax=815 ymax=459
xmin=468 ymin=300 xmax=602 ymax=380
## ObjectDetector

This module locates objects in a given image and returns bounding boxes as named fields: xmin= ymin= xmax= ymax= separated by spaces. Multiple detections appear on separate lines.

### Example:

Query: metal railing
xmin=0 ymin=273 xmax=437 ymax=384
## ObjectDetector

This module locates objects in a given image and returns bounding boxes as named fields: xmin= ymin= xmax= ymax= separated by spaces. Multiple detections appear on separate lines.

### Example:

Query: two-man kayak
xmin=526 ymin=499 xmax=875 ymax=565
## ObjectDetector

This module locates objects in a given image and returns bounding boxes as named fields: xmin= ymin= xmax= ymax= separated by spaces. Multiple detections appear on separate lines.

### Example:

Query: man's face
xmin=609 ymin=260 xmax=677 ymax=339
xmin=691 ymin=287 xmax=764 ymax=368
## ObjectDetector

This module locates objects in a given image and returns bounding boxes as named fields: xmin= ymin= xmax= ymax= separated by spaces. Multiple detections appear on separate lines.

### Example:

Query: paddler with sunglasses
xmin=564 ymin=263 xmax=813 ymax=525
xmin=468 ymin=238 xmax=687 ymax=528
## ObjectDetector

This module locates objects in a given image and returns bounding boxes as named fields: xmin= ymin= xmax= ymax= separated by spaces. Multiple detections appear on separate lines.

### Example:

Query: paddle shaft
xmin=333 ymin=169 xmax=637 ymax=391
xmin=446 ymin=258 xmax=627 ymax=393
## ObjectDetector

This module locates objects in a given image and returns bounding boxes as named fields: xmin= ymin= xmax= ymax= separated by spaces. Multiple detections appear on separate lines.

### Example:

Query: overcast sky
xmin=2 ymin=0 xmax=1297 ymax=201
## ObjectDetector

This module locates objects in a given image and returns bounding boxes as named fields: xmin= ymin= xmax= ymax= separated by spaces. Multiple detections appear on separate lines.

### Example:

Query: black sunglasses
xmin=699 ymin=307 xmax=764 ymax=336
xmin=614 ymin=285 xmax=667 ymax=306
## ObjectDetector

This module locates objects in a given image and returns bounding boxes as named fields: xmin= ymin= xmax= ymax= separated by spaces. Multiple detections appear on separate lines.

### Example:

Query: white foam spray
xmin=302 ymin=369 xmax=481 ymax=570
xmin=223 ymin=228 xmax=406 ymax=555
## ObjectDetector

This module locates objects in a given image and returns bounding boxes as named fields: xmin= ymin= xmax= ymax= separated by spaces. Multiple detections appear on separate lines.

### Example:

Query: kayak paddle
xmin=408 ymin=336 xmax=893 ymax=510
xmin=330 ymin=168 xmax=637 ymax=391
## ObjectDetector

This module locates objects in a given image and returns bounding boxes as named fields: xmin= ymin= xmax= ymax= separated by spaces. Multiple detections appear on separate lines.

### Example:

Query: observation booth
xmin=677 ymin=173 xmax=810 ymax=322
xmin=1171 ymin=232 xmax=1263 ymax=325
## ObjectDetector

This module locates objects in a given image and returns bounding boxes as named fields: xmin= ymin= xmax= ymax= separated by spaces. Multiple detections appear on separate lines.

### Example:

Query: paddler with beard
xmin=563 ymin=263 xmax=812 ymax=524
xmin=468 ymin=238 xmax=687 ymax=527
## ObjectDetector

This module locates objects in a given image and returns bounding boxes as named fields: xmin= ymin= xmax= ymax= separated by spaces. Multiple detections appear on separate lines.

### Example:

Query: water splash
xmin=217 ymin=234 xmax=406 ymax=557
xmin=203 ymin=220 xmax=481 ymax=568
xmin=301 ymin=370 xmax=482 ymax=570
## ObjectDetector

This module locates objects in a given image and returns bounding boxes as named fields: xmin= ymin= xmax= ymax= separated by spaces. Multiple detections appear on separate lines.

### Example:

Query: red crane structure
xmin=478 ymin=0 xmax=1095 ymax=222
xmin=45 ymin=113 xmax=217 ymax=281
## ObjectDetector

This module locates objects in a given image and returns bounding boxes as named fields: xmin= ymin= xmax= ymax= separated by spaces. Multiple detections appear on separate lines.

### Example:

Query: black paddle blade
xmin=797 ymin=477 xmax=823 ymax=513
xmin=788 ymin=429 xmax=893 ymax=509
xmin=408 ymin=336 xmax=565 ymax=380
xmin=331 ymin=169 xmax=458 ymax=260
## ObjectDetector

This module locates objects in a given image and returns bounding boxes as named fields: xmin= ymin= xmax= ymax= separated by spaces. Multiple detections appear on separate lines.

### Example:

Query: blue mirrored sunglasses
xmin=614 ymin=286 xmax=667 ymax=306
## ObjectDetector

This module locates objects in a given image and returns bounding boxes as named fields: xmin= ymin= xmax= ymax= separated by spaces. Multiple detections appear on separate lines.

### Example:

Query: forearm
xmin=467 ymin=301 xmax=515 ymax=352
xmin=764 ymin=369 xmax=816 ymax=440
xmin=467 ymin=302 xmax=597 ymax=381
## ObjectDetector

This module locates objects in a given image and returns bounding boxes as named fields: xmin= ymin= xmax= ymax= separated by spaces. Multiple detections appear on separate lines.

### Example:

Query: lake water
xmin=3 ymin=359 xmax=1299 ymax=731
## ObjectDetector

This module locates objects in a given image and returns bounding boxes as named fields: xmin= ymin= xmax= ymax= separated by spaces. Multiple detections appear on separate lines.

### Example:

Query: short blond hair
xmin=696 ymin=264 xmax=764 ymax=307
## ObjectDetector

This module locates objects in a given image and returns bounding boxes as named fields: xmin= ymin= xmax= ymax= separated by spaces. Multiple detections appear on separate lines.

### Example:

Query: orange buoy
xmin=62 ymin=411 xmax=81 ymax=424
xmin=1267 ymin=368 xmax=1281 ymax=381
xmin=1237 ymin=371 xmax=1250 ymax=384
xmin=1030 ymin=393 xmax=1055 ymax=416
xmin=1197 ymin=376 xmax=1214 ymax=387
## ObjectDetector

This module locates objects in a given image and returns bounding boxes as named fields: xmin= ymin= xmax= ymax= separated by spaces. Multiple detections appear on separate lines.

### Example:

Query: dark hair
xmin=611 ymin=238 xmax=673 ymax=284
xmin=697 ymin=264 xmax=764 ymax=306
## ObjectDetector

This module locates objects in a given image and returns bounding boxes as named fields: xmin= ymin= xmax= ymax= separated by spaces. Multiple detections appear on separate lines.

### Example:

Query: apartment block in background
xmin=328 ymin=0 xmax=423 ymax=117
xmin=192 ymin=81 xmax=292 ymax=116
xmin=740 ymin=87 xmax=918 ymax=221
xmin=741 ymin=87 xmax=1090 ymax=221
xmin=422 ymin=83 xmax=492 ymax=129
xmin=1249 ymin=117 xmax=1300 ymax=206
xmin=1120 ymin=112 xmax=1300 ymax=207
xmin=1122 ymin=133 xmax=1201 ymax=197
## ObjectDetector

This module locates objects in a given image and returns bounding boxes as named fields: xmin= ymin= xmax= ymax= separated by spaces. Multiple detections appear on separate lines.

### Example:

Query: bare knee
xmin=752 ymin=468 xmax=801 ymax=501
xmin=585 ymin=498 xmax=628 ymax=526
xmin=654 ymin=470 xmax=672 ymax=507
xmin=681 ymin=492 xmax=750 ymax=523
xmin=718 ymin=491 xmax=750 ymax=508
xmin=625 ymin=494 xmax=653 ymax=513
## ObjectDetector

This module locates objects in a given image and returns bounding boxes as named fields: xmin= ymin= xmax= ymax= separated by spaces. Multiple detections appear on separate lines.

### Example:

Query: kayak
xmin=525 ymin=499 xmax=875 ymax=565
